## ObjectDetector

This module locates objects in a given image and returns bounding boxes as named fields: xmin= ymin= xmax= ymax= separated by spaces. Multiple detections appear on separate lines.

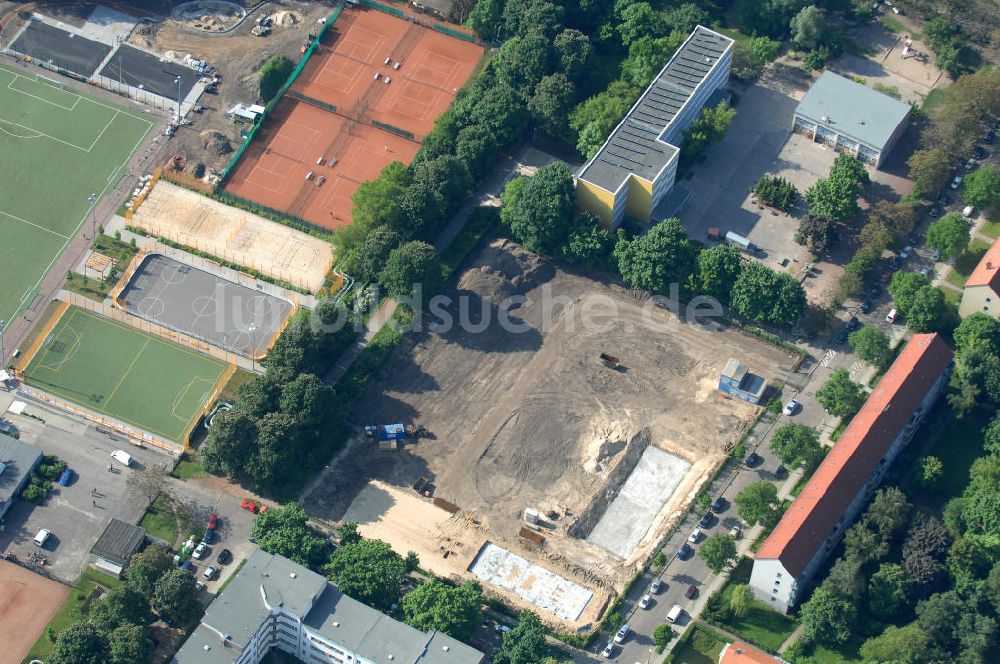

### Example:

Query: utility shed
xmin=792 ymin=70 xmax=911 ymax=168
xmin=0 ymin=433 xmax=42 ymax=521
xmin=90 ymin=518 xmax=146 ymax=577
xmin=718 ymin=358 xmax=767 ymax=405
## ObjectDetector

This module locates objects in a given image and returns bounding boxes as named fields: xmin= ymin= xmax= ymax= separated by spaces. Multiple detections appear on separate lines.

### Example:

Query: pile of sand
xmin=458 ymin=239 xmax=553 ymax=303
xmin=270 ymin=10 xmax=301 ymax=26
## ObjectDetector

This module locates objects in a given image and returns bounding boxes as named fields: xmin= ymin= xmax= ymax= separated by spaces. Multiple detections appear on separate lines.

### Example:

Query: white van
xmin=886 ymin=308 xmax=898 ymax=324
xmin=111 ymin=449 xmax=133 ymax=467
xmin=33 ymin=529 xmax=51 ymax=547
xmin=667 ymin=604 xmax=684 ymax=623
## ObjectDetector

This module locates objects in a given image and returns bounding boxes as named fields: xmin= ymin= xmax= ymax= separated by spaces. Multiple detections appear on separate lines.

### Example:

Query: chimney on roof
xmin=988 ymin=262 xmax=995 ymax=270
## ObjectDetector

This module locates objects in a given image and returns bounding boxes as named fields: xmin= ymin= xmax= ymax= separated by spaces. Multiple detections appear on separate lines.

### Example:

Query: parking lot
xmin=0 ymin=393 xmax=172 ymax=584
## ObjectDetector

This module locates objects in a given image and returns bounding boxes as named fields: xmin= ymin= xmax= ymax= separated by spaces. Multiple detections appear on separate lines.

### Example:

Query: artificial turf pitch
xmin=23 ymin=307 xmax=230 ymax=442
xmin=0 ymin=62 xmax=152 ymax=324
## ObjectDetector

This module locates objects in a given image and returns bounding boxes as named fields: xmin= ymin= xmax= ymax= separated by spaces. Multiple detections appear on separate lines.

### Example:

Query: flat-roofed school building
xmin=574 ymin=26 xmax=734 ymax=229
xmin=792 ymin=70 xmax=911 ymax=168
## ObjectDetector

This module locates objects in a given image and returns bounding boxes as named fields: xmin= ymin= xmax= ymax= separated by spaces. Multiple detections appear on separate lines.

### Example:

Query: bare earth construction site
xmin=304 ymin=240 xmax=796 ymax=628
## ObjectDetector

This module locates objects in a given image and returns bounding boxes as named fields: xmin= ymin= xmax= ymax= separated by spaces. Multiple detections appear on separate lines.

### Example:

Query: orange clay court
xmin=223 ymin=7 xmax=483 ymax=231
xmin=0 ymin=560 xmax=70 ymax=663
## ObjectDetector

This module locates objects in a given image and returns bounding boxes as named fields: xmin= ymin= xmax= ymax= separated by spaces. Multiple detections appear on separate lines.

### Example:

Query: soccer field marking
xmin=103 ymin=338 xmax=150 ymax=409
xmin=171 ymin=376 xmax=215 ymax=421
xmin=0 ymin=209 xmax=70 ymax=240
xmin=35 ymin=318 xmax=83 ymax=374
xmin=0 ymin=121 xmax=43 ymax=139
xmin=6 ymin=75 xmax=81 ymax=111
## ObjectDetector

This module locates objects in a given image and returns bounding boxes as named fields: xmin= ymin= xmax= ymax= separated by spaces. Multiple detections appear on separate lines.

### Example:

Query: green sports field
xmin=23 ymin=307 xmax=230 ymax=442
xmin=0 ymin=62 xmax=152 ymax=325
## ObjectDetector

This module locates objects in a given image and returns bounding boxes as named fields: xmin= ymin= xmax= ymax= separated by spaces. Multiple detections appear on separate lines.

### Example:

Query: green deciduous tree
xmin=729 ymin=261 xmax=806 ymax=326
xmin=123 ymin=545 xmax=174 ymax=598
xmin=559 ymin=212 xmax=614 ymax=266
xmin=695 ymin=244 xmax=744 ymax=303
xmin=49 ymin=622 xmax=109 ymax=664
xmin=739 ymin=0 xmax=809 ymax=39
xmin=730 ymin=584 xmax=753 ymax=618
xmin=401 ymin=580 xmax=483 ymax=640
xmin=89 ymin=585 xmax=152 ymax=632
xmin=962 ymin=166 xmax=1000 ymax=210
xmin=889 ymin=271 xmax=931 ymax=317
xmin=815 ymin=368 xmax=866 ymax=418
xmin=653 ymin=623 xmax=673 ymax=651
xmin=379 ymin=241 xmax=442 ymax=298
xmin=495 ymin=32 xmax=553 ymax=94
xmin=907 ymin=148 xmax=952 ymax=196
xmin=617 ymin=2 xmax=665 ymax=47
xmin=800 ymin=587 xmax=856 ymax=645
xmin=926 ymin=212 xmax=971 ymax=260
xmin=620 ymin=33 xmax=684 ymax=87
xmin=108 ymin=624 xmax=153 ymax=664
xmin=868 ymin=563 xmax=911 ymax=620
xmin=984 ymin=414 xmax=1000 ymax=457
xmin=735 ymin=481 xmax=780 ymax=526
xmin=345 ymin=162 xmax=413 ymax=249
xmin=916 ymin=591 xmax=963 ymax=650
xmin=614 ymin=219 xmax=696 ymax=295
xmin=153 ymin=568 xmax=201 ymax=627
xmin=698 ymin=533 xmax=738 ymax=573
xmin=553 ymin=29 xmax=591 ymax=83
xmin=849 ymin=324 xmax=893 ymax=370
xmin=258 ymin=55 xmax=293 ymax=102
xmin=250 ymin=503 xmax=329 ymax=567
xmin=794 ymin=213 xmax=836 ymax=253
xmin=347 ymin=226 xmax=401 ymax=285
xmin=681 ymin=101 xmax=736 ymax=164
xmin=503 ymin=162 xmax=576 ymax=255
xmin=753 ymin=175 xmax=797 ymax=211
xmin=953 ymin=313 xmax=1000 ymax=359
xmin=859 ymin=624 xmax=930 ymax=664
xmin=790 ymin=5 xmax=825 ymax=49
xmin=947 ymin=537 xmax=991 ymax=583
xmin=467 ymin=0 xmax=503 ymax=41
xmin=906 ymin=286 xmax=947 ymax=333
xmin=664 ymin=3 xmax=708 ymax=34
xmin=570 ymin=81 xmax=639 ymax=158
xmin=327 ymin=539 xmax=407 ymax=610
xmin=528 ymin=74 xmax=576 ymax=131
xmin=770 ymin=424 xmax=822 ymax=466
xmin=916 ymin=456 xmax=944 ymax=491
xmin=493 ymin=610 xmax=548 ymax=664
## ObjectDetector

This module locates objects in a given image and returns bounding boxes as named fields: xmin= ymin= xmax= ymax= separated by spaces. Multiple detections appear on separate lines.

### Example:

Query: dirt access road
xmin=303 ymin=239 xmax=797 ymax=607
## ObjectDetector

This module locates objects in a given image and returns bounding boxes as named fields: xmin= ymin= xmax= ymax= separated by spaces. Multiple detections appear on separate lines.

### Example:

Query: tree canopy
xmin=258 ymin=55 xmax=293 ymax=102
xmin=326 ymin=539 xmax=408 ymax=610
xmin=849 ymin=324 xmax=893 ymax=370
xmin=401 ymin=580 xmax=483 ymax=640
xmin=770 ymin=424 xmax=822 ymax=466
xmin=800 ymin=587 xmax=856 ymax=645
xmin=815 ymin=368 xmax=866 ymax=418
xmin=153 ymin=568 xmax=201 ymax=627
xmin=735 ymin=481 xmax=781 ymax=526
xmin=729 ymin=261 xmax=806 ymax=326
xmin=695 ymin=244 xmax=744 ymax=303
xmin=250 ymin=503 xmax=329 ymax=567
xmin=962 ymin=166 xmax=1000 ymax=210
xmin=926 ymin=213 xmax=970 ymax=260
xmin=502 ymin=162 xmax=576 ymax=255
xmin=614 ymin=219 xmax=696 ymax=295
xmin=49 ymin=622 xmax=109 ymax=664
xmin=493 ymin=611 xmax=550 ymax=664
xmin=379 ymin=241 xmax=443 ymax=299
xmin=698 ymin=533 xmax=737 ymax=573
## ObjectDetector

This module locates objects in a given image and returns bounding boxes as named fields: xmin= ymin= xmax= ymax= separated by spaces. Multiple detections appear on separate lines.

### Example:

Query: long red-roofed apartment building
xmin=750 ymin=333 xmax=954 ymax=614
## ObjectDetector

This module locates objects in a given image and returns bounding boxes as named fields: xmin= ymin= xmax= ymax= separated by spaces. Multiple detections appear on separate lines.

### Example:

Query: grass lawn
xmin=980 ymin=219 xmax=1000 ymax=239
xmin=219 ymin=367 xmax=257 ymax=404
xmin=171 ymin=453 xmax=206 ymax=480
xmin=947 ymin=239 xmax=991 ymax=288
xmin=670 ymin=623 xmax=731 ymax=664
xmin=879 ymin=15 xmax=909 ymax=35
xmin=24 ymin=568 xmax=121 ymax=662
xmin=716 ymin=27 xmax=753 ymax=46
xmin=440 ymin=206 xmax=499 ymax=278
xmin=939 ymin=286 xmax=962 ymax=306
xmin=0 ymin=62 xmax=151 ymax=325
xmin=928 ymin=405 xmax=989 ymax=501
xmin=706 ymin=558 xmax=798 ymax=652
xmin=802 ymin=635 xmax=866 ymax=663
xmin=140 ymin=495 xmax=180 ymax=546
xmin=23 ymin=305 xmax=231 ymax=442
xmin=922 ymin=87 xmax=949 ymax=114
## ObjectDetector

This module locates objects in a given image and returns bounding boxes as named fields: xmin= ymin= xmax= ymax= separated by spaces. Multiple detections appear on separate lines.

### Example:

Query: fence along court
xmin=128 ymin=180 xmax=332 ymax=292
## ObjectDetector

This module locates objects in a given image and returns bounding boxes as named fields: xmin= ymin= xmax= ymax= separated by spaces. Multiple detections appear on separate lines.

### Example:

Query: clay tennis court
xmin=223 ymin=6 xmax=482 ymax=230
xmin=0 ymin=560 xmax=70 ymax=664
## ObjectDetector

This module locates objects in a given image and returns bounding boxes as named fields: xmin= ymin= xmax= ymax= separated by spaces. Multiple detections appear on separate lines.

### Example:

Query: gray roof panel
xmin=795 ymin=70 xmax=911 ymax=149
xmin=579 ymin=26 xmax=733 ymax=191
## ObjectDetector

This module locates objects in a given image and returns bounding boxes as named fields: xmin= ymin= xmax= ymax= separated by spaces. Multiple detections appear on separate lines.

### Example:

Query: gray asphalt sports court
xmin=98 ymin=45 xmax=198 ymax=100
xmin=119 ymin=254 xmax=293 ymax=357
xmin=10 ymin=21 xmax=111 ymax=77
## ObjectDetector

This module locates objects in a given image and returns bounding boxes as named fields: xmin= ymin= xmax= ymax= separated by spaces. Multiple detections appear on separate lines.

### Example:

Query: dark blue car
xmin=678 ymin=543 xmax=693 ymax=560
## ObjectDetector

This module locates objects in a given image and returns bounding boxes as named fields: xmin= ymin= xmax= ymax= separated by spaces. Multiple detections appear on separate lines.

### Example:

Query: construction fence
xmin=359 ymin=0 xmax=484 ymax=45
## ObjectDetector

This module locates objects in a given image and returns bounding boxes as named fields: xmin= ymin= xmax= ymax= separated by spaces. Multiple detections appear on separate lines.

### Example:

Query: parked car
xmin=783 ymin=399 xmax=800 ymax=416
xmin=711 ymin=497 xmax=727 ymax=513
xmin=984 ymin=131 xmax=995 ymax=144
xmin=33 ymin=529 xmax=51 ymax=547
xmin=928 ymin=204 xmax=943 ymax=218
xmin=495 ymin=624 xmax=511 ymax=633
xmin=688 ymin=528 xmax=702 ymax=543
xmin=937 ymin=192 xmax=951 ymax=206
xmin=775 ymin=465 xmax=788 ymax=479
xmin=192 ymin=542 xmax=207 ymax=560
xmin=932 ymin=250 xmax=941 ymax=262
xmin=745 ymin=452 xmax=762 ymax=468
xmin=859 ymin=301 xmax=872 ymax=314
xmin=180 ymin=560 xmax=194 ymax=573
xmin=964 ymin=158 xmax=976 ymax=171
xmin=920 ymin=266 xmax=932 ymax=278
xmin=650 ymin=578 xmax=664 ymax=594
xmin=601 ymin=642 xmax=615 ymax=658
xmin=614 ymin=624 xmax=630 ymax=644
xmin=241 ymin=499 xmax=267 ymax=514
xmin=194 ymin=581 xmax=206 ymax=592
xmin=698 ymin=512 xmax=714 ymax=528
xmin=111 ymin=449 xmax=132 ymax=467
xmin=950 ymin=174 xmax=963 ymax=189
xmin=667 ymin=604 xmax=684 ymax=624
xmin=899 ymin=245 xmax=912 ymax=259
xmin=835 ymin=328 xmax=848 ymax=345
xmin=963 ymin=205 xmax=975 ymax=218
xmin=685 ymin=585 xmax=699 ymax=599
xmin=886 ymin=308 xmax=898 ymax=324
xmin=58 ymin=468 xmax=74 ymax=486
xmin=217 ymin=548 xmax=232 ymax=565
xmin=880 ymin=270 xmax=894 ymax=285
xmin=203 ymin=565 xmax=218 ymax=580
xmin=677 ymin=543 xmax=693 ymax=560
xmin=639 ymin=594 xmax=652 ymax=609
xmin=729 ymin=525 xmax=742 ymax=539
xmin=869 ymin=284 xmax=882 ymax=298
xmin=847 ymin=316 xmax=862 ymax=332
xmin=973 ymin=146 xmax=987 ymax=160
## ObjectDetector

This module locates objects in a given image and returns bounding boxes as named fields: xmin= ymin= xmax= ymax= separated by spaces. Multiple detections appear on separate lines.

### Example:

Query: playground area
xmin=118 ymin=253 xmax=295 ymax=358
xmin=0 ymin=61 xmax=152 ymax=325
xmin=221 ymin=5 xmax=482 ymax=230
xmin=21 ymin=305 xmax=231 ymax=443
xmin=128 ymin=181 xmax=333 ymax=292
